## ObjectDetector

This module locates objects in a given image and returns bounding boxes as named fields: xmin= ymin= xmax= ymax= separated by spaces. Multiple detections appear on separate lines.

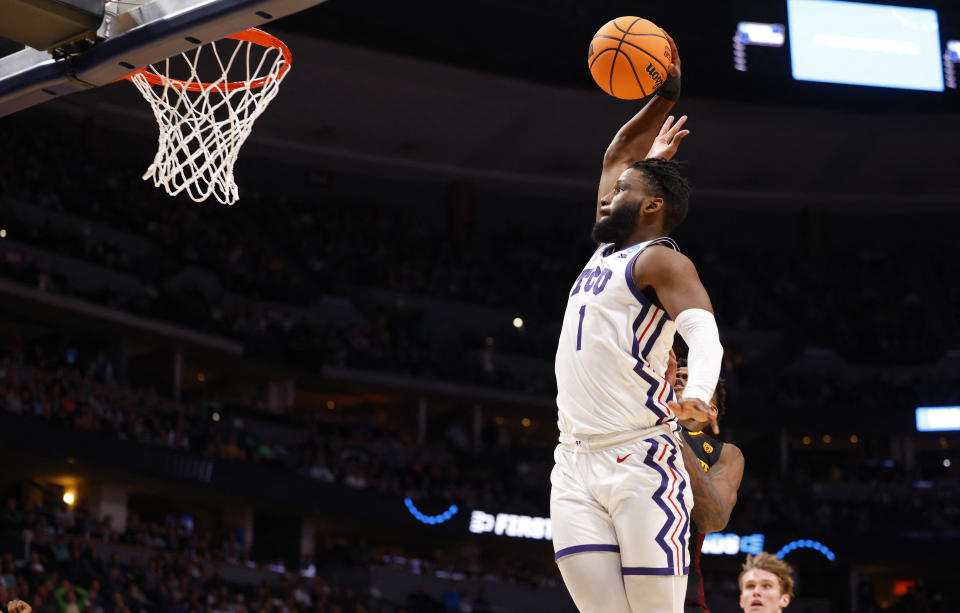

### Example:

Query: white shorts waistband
xmin=558 ymin=423 xmax=675 ymax=452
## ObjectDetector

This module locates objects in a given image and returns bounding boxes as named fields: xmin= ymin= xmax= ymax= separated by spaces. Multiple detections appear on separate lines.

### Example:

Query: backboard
xmin=0 ymin=0 xmax=327 ymax=118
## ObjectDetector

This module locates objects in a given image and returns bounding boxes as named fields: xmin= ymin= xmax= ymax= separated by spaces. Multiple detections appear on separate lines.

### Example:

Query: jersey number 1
xmin=576 ymin=305 xmax=586 ymax=351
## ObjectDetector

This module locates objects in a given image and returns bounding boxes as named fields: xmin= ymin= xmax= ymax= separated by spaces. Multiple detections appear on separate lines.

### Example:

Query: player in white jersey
xmin=551 ymin=31 xmax=724 ymax=613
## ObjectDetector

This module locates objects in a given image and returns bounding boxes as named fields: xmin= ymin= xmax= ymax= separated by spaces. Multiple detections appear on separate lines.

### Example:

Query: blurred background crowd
xmin=1 ymin=1 xmax=959 ymax=611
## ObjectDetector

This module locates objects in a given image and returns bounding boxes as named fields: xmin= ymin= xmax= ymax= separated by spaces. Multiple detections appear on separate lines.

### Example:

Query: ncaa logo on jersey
xmin=703 ymin=442 xmax=714 ymax=454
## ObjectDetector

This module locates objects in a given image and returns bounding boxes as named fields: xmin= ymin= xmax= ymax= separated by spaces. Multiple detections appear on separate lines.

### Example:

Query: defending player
xmin=669 ymin=356 xmax=745 ymax=613
xmin=550 ymin=31 xmax=724 ymax=613
xmin=738 ymin=553 xmax=795 ymax=612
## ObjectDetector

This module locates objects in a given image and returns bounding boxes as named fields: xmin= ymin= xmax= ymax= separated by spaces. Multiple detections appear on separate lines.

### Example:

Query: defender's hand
xmin=646 ymin=115 xmax=690 ymax=160
xmin=9 ymin=601 xmax=32 ymax=613
xmin=668 ymin=398 xmax=718 ymax=435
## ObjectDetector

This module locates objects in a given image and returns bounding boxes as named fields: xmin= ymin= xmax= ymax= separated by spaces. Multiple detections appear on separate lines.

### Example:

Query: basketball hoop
xmin=125 ymin=28 xmax=291 ymax=205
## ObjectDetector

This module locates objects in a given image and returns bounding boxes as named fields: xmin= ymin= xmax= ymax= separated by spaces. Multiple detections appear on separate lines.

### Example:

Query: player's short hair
xmin=629 ymin=158 xmax=690 ymax=234
xmin=713 ymin=377 xmax=726 ymax=418
xmin=738 ymin=552 xmax=795 ymax=598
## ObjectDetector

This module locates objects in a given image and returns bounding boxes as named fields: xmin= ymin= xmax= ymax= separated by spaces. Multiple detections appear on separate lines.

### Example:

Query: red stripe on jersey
xmin=664 ymin=463 xmax=686 ymax=572
xmin=656 ymin=380 xmax=673 ymax=416
xmin=636 ymin=307 xmax=660 ymax=349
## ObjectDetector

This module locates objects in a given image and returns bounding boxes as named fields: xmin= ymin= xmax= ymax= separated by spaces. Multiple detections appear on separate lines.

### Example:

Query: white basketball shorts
xmin=550 ymin=424 xmax=692 ymax=576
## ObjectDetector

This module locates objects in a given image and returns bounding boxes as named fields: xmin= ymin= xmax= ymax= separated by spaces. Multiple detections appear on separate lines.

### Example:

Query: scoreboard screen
xmin=916 ymin=406 xmax=960 ymax=432
xmin=787 ymin=0 xmax=945 ymax=91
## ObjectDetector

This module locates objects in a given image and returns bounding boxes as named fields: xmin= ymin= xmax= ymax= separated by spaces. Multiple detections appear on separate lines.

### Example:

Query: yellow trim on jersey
xmin=687 ymin=430 xmax=704 ymax=436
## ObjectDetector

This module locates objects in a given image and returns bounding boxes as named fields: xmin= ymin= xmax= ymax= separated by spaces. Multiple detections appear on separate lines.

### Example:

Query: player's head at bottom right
xmin=738 ymin=552 xmax=795 ymax=613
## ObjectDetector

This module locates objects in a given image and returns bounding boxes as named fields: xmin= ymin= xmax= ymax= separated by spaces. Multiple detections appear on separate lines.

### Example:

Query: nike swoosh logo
xmin=616 ymin=454 xmax=632 ymax=463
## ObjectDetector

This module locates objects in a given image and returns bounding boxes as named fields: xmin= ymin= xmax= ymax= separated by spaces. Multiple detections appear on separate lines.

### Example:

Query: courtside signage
xmin=456 ymin=509 xmax=831 ymax=560
xmin=701 ymin=533 xmax=765 ymax=555
xmin=468 ymin=510 xmax=552 ymax=540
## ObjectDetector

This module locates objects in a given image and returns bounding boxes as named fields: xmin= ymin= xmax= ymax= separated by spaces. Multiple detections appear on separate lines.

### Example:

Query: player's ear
xmin=780 ymin=593 xmax=791 ymax=608
xmin=644 ymin=197 xmax=664 ymax=213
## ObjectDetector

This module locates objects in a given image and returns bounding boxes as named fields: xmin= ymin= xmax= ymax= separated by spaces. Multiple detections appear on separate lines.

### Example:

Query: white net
xmin=127 ymin=30 xmax=290 ymax=205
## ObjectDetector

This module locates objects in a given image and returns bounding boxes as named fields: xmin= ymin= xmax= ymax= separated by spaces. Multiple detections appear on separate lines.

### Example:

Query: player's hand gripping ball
xmin=588 ymin=17 xmax=672 ymax=99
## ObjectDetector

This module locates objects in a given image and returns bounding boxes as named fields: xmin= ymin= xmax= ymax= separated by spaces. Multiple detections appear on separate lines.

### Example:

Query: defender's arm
xmin=596 ymin=30 xmax=683 ymax=222
xmin=680 ymin=443 xmax=744 ymax=533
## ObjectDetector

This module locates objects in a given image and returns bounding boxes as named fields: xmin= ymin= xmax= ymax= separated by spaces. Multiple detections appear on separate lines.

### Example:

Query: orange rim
xmin=124 ymin=28 xmax=291 ymax=92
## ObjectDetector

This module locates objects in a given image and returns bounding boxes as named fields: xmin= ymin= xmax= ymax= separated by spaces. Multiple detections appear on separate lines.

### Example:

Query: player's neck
xmin=615 ymin=226 xmax=664 ymax=252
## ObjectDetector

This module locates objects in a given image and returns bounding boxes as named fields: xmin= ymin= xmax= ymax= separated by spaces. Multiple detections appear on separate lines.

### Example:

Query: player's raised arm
xmin=596 ymin=30 xmax=684 ymax=222
xmin=681 ymin=442 xmax=744 ymax=533
xmin=634 ymin=247 xmax=723 ymax=432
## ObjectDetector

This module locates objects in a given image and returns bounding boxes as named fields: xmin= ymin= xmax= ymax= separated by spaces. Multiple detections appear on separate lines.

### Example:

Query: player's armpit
xmin=631 ymin=246 xmax=712 ymax=320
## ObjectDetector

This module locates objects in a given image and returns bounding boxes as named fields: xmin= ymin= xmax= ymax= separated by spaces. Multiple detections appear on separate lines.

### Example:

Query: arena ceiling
xmin=275 ymin=0 xmax=960 ymax=110
xmin=1 ymin=0 xmax=957 ymax=111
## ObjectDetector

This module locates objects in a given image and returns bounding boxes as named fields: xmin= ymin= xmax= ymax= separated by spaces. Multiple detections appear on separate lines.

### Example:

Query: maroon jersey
xmin=682 ymin=428 xmax=724 ymax=612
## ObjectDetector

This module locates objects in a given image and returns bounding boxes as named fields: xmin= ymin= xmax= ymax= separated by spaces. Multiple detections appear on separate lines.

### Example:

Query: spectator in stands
xmin=53 ymin=580 xmax=88 ymax=613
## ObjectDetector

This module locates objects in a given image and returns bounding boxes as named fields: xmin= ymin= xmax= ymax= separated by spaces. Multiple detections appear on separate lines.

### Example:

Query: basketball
xmin=588 ymin=17 xmax=672 ymax=100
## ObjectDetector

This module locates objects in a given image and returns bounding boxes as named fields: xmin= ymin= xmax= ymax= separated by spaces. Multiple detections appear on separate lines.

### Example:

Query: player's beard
xmin=591 ymin=200 xmax=640 ymax=245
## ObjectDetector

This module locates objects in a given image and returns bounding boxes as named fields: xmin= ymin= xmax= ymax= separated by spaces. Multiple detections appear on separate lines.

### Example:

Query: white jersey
xmin=555 ymin=238 xmax=679 ymax=436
